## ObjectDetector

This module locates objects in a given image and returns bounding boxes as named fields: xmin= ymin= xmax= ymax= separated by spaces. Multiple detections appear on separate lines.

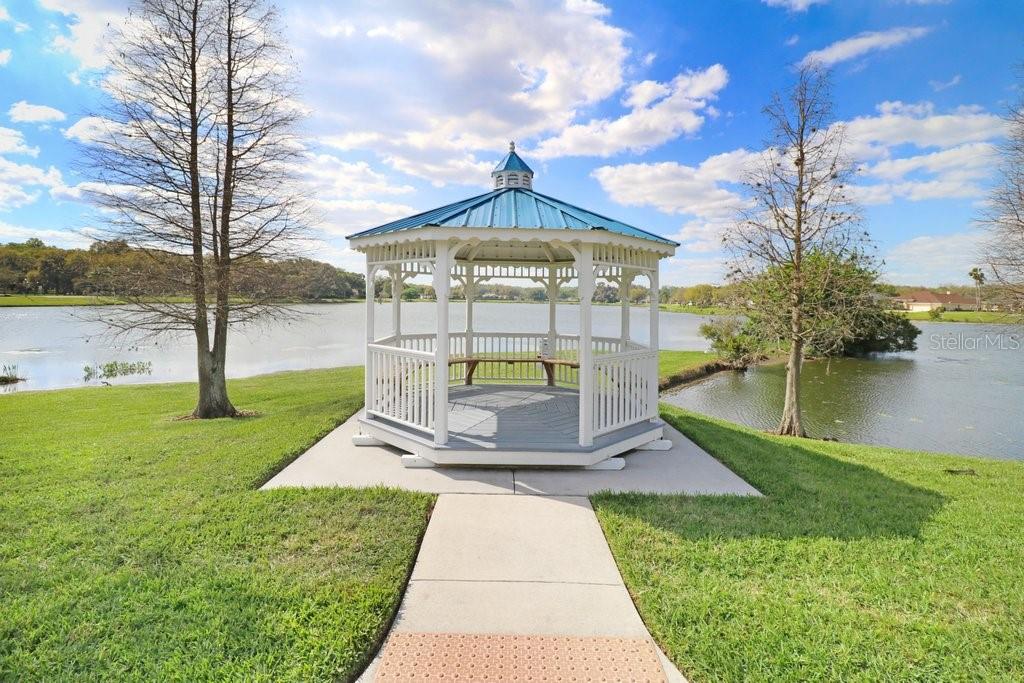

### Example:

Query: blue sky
xmin=0 ymin=0 xmax=1020 ymax=286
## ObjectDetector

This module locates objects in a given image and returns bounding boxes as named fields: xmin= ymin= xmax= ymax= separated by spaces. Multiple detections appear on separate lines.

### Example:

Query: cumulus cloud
xmin=845 ymin=100 xmax=1004 ymax=159
xmin=0 ymin=48 xmax=10 ymax=66
xmin=8 ymin=101 xmax=67 ymax=124
xmin=63 ymin=115 xmax=119 ymax=143
xmin=0 ymin=126 xmax=38 ymax=156
xmin=801 ymin=26 xmax=931 ymax=67
xmin=532 ymin=64 xmax=729 ymax=159
xmin=0 ymin=156 xmax=64 ymax=210
xmin=592 ymin=149 xmax=759 ymax=252
xmin=289 ymin=0 xmax=635 ymax=185
xmin=882 ymin=232 xmax=982 ymax=285
xmin=39 ymin=0 xmax=124 ymax=75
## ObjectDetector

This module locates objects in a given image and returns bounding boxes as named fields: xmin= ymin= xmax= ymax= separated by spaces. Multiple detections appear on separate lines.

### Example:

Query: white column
xmin=390 ymin=267 xmax=402 ymax=337
xmin=620 ymin=270 xmax=634 ymax=350
xmin=547 ymin=267 xmax=558 ymax=352
xmin=465 ymin=264 xmax=475 ymax=357
xmin=648 ymin=266 xmax=660 ymax=421
xmin=577 ymin=244 xmax=594 ymax=447
xmin=433 ymin=242 xmax=450 ymax=445
xmin=364 ymin=262 xmax=377 ymax=417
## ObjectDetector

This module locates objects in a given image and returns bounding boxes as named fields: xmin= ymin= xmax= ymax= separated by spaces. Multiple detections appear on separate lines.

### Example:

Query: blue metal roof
xmin=493 ymin=149 xmax=533 ymax=174
xmin=347 ymin=188 xmax=678 ymax=246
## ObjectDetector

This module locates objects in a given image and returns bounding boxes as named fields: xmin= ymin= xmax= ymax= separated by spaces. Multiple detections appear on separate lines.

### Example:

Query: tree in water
xmin=79 ymin=0 xmax=307 ymax=417
xmin=724 ymin=65 xmax=867 ymax=437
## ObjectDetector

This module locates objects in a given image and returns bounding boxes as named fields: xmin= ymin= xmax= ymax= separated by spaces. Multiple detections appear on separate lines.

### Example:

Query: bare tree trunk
xmin=79 ymin=0 xmax=305 ymax=418
xmin=779 ymin=334 xmax=805 ymax=436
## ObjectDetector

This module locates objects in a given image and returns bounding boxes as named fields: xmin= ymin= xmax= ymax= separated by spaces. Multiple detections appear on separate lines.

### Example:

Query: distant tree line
xmin=0 ymin=239 xmax=364 ymax=301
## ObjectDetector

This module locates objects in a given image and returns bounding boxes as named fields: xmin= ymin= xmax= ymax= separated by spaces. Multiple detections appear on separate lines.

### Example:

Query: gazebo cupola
xmin=347 ymin=144 xmax=678 ymax=469
xmin=491 ymin=141 xmax=533 ymax=189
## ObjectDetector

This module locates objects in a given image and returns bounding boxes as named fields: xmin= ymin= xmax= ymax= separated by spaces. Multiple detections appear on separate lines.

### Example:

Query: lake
xmin=2 ymin=304 xmax=1021 ymax=460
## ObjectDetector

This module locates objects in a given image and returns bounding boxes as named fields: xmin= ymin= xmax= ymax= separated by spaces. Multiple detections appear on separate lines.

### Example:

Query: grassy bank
xmin=899 ymin=309 xmax=1024 ymax=323
xmin=659 ymin=304 xmax=732 ymax=316
xmin=0 ymin=368 xmax=433 ymax=682
xmin=657 ymin=350 xmax=725 ymax=390
xmin=0 ymin=294 xmax=124 ymax=306
xmin=595 ymin=405 xmax=1024 ymax=681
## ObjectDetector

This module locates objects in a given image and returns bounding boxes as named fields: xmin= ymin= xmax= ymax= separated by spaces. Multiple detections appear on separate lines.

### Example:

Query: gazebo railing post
xmin=648 ymin=265 xmax=660 ymax=421
xmin=620 ymin=269 xmax=634 ymax=351
xmin=578 ymin=244 xmax=594 ymax=447
xmin=433 ymin=242 xmax=450 ymax=445
xmin=390 ymin=266 xmax=402 ymax=338
xmin=466 ymin=264 xmax=475 ymax=357
xmin=547 ymin=266 xmax=558 ymax=356
xmin=365 ymin=262 xmax=377 ymax=418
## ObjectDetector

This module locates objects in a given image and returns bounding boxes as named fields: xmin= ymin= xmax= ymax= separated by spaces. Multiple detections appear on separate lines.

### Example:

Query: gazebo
xmin=348 ymin=143 xmax=678 ymax=469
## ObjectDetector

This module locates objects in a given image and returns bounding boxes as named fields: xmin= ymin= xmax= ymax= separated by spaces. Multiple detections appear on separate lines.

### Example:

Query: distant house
xmin=893 ymin=289 xmax=979 ymax=312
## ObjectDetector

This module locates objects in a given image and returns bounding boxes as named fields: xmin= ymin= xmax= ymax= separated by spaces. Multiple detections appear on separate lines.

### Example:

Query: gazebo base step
xmin=359 ymin=415 xmax=664 ymax=468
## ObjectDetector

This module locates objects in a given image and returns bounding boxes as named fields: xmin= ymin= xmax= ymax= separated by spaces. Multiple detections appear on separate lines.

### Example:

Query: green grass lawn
xmin=594 ymin=405 xmax=1024 ymax=681
xmin=0 ymin=368 xmax=433 ymax=682
xmin=899 ymin=309 xmax=1024 ymax=323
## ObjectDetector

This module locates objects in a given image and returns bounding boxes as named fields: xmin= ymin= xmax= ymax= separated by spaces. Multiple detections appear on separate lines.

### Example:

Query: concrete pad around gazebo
xmin=346 ymin=143 xmax=680 ymax=470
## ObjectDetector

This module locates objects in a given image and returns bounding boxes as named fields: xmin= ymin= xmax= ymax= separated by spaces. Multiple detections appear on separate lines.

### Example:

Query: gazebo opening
xmin=347 ymin=144 xmax=678 ymax=468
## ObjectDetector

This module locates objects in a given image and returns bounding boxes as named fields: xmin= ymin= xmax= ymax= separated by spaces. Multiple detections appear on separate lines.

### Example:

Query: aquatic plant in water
xmin=83 ymin=360 xmax=154 ymax=383
xmin=0 ymin=363 xmax=23 ymax=384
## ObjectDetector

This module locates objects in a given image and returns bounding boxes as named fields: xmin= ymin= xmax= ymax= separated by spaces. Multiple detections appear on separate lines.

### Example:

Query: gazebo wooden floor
xmin=361 ymin=384 xmax=663 ymax=466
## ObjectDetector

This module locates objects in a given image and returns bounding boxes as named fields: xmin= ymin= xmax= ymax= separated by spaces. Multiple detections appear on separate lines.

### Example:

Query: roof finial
xmin=509 ymin=140 xmax=515 ymax=152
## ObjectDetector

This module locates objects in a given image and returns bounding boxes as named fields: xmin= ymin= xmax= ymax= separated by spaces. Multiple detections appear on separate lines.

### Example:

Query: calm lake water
xmin=664 ymin=322 xmax=1024 ymax=460
xmin=2 ymin=303 xmax=1021 ymax=460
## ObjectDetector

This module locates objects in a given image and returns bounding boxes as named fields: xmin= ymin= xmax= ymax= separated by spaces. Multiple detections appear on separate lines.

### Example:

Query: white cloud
xmin=663 ymin=256 xmax=729 ymax=286
xmin=8 ymin=101 xmax=67 ymax=124
xmin=929 ymin=74 xmax=961 ymax=92
xmin=533 ymin=64 xmax=729 ymax=159
xmin=38 ymin=0 xmax=124 ymax=76
xmin=0 ymin=221 xmax=92 ymax=248
xmin=0 ymin=156 xmax=64 ymax=210
xmin=801 ymin=26 xmax=931 ymax=67
xmin=593 ymin=149 xmax=759 ymax=252
xmin=882 ymin=232 xmax=982 ymax=285
xmin=290 ymin=0 xmax=632 ymax=184
xmin=762 ymin=0 xmax=827 ymax=11
xmin=845 ymin=100 xmax=1005 ymax=160
xmin=302 ymin=153 xmax=414 ymax=199
xmin=0 ymin=5 xmax=29 ymax=32
xmin=0 ymin=48 xmax=10 ymax=66
xmin=63 ymin=115 xmax=119 ymax=143
xmin=785 ymin=34 xmax=800 ymax=47
xmin=0 ymin=126 xmax=38 ymax=156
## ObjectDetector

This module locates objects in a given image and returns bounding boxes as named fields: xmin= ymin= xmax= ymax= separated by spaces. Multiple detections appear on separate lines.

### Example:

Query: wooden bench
xmin=448 ymin=356 xmax=580 ymax=386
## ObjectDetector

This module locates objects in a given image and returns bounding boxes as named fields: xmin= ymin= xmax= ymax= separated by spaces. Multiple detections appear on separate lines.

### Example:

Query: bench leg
xmin=543 ymin=362 xmax=556 ymax=386
xmin=465 ymin=360 xmax=478 ymax=385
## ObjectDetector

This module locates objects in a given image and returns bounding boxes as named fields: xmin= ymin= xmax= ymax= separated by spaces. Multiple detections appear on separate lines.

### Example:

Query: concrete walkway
xmin=263 ymin=413 xmax=760 ymax=496
xmin=262 ymin=412 xmax=759 ymax=680
xmin=359 ymin=494 xmax=686 ymax=681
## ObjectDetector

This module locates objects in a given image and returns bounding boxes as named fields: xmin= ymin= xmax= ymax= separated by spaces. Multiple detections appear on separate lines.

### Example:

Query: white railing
xmin=367 ymin=333 xmax=657 ymax=439
xmin=592 ymin=348 xmax=658 ymax=436
xmin=366 ymin=343 xmax=436 ymax=434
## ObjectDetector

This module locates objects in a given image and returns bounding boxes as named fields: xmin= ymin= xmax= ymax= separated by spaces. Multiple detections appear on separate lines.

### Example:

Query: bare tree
xmin=725 ymin=66 xmax=866 ymax=437
xmin=981 ymin=83 xmax=1024 ymax=314
xmin=82 ymin=0 xmax=306 ymax=417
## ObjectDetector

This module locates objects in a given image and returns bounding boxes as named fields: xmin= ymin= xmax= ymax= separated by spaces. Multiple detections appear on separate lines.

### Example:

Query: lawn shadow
xmin=595 ymin=409 xmax=946 ymax=541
